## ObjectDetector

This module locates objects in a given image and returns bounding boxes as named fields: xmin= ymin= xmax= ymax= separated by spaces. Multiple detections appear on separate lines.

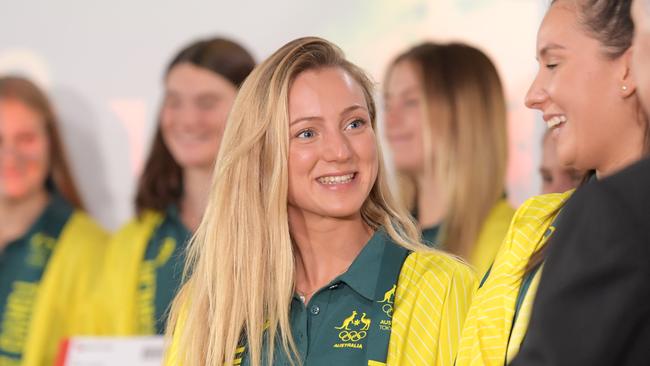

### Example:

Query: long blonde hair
xmin=167 ymin=37 xmax=431 ymax=366
xmin=386 ymin=43 xmax=509 ymax=259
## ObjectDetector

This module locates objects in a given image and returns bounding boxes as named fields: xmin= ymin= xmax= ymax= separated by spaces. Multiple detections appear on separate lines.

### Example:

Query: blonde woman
xmin=457 ymin=0 xmax=649 ymax=364
xmin=165 ymin=37 xmax=476 ymax=366
xmin=383 ymin=43 xmax=515 ymax=277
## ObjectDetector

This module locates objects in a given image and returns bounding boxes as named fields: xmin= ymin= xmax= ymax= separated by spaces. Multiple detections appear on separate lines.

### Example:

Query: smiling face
xmin=632 ymin=0 xmax=650 ymax=113
xmin=161 ymin=63 xmax=238 ymax=171
xmin=287 ymin=67 xmax=378 ymax=220
xmin=384 ymin=60 xmax=426 ymax=174
xmin=525 ymin=1 xmax=643 ymax=174
xmin=0 ymin=99 xmax=49 ymax=202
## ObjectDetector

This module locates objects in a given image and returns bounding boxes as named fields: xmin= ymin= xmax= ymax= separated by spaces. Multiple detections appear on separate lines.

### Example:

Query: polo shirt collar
xmin=337 ymin=229 xmax=408 ymax=302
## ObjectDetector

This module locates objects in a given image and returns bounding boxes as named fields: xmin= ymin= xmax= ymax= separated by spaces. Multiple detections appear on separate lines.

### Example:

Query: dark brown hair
xmin=135 ymin=37 xmax=255 ymax=214
xmin=576 ymin=0 xmax=634 ymax=58
xmin=551 ymin=0 xmax=633 ymax=57
xmin=0 ymin=76 xmax=84 ymax=209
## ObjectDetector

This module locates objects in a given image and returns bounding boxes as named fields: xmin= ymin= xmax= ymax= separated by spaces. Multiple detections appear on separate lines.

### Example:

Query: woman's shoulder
xmin=398 ymin=250 xmax=477 ymax=296
xmin=111 ymin=209 xmax=165 ymax=241
xmin=49 ymin=210 xmax=109 ymax=284
xmin=514 ymin=191 xmax=573 ymax=221
xmin=102 ymin=210 xmax=166 ymax=262
xmin=57 ymin=209 xmax=109 ymax=249
xmin=488 ymin=198 xmax=516 ymax=224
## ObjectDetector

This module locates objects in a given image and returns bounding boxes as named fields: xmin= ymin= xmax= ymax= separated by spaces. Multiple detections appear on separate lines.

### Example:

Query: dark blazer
xmin=510 ymin=157 xmax=650 ymax=366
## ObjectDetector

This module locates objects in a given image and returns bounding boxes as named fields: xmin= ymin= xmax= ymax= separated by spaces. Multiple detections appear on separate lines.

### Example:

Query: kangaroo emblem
xmin=359 ymin=313 xmax=371 ymax=331
xmin=335 ymin=311 xmax=358 ymax=330
xmin=379 ymin=284 xmax=396 ymax=303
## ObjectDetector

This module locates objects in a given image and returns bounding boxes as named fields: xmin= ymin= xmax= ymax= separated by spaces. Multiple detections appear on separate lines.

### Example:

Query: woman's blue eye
xmin=297 ymin=129 xmax=315 ymax=139
xmin=345 ymin=119 xmax=365 ymax=130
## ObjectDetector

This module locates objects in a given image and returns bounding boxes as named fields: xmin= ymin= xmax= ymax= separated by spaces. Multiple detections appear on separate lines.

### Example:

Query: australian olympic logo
xmin=338 ymin=330 xmax=367 ymax=342
xmin=333 ymin=311 xmax=371 ymax=346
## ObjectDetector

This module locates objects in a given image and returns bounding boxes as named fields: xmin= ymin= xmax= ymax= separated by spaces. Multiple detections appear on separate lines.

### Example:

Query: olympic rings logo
xmin=338 ymin=330 xmax=367 ymax=342
xmin=382 ymin=303 xmax=393 ymax=317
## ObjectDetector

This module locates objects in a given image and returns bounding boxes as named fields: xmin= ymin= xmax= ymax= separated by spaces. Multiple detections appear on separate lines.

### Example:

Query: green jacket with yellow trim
xmin=21 ymin=211 xmax=108 ymax=366
xmin=88 ymin=210 xmax=165 ymax=335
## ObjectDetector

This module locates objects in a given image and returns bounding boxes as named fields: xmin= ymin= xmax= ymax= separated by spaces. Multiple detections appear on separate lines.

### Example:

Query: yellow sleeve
xmin=387 ymin=251 xmax=477 ymax=365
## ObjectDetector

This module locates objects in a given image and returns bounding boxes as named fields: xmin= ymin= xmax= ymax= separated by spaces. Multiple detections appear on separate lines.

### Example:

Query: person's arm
xmin=510 ymin=182 xmax=650 ymax=366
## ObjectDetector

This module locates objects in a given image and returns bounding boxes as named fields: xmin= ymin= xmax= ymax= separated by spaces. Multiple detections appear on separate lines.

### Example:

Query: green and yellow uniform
xmin=166 ymin=229 xmax=477 ymax=365
xmin=421 ymin=198 xmax=515 ymax=277
xmin=456 ymin=191 xmax=573 ymax=366
xmin=0 ymin=194 xmax=108 ymax=366
xmin=92 ymin=206 xmax=190 ymax=335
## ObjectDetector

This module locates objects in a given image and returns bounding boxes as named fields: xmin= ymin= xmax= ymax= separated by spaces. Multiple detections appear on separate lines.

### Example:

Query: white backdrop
xmin=0 ymin=0 xmax=548 ymax=230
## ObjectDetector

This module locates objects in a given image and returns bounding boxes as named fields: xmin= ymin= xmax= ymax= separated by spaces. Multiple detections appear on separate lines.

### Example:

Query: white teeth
xmin=317 ymin=173 xmax=355 ymax=185
xmin=546 ymin=115 xmax=567 ymax=129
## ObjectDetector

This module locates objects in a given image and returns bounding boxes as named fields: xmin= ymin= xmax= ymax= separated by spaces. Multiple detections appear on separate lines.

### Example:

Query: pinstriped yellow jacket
xmin=165 ymin=250 xmax=476 ymax=365
xmin=387 ymin=250 xmax=477 ymax=365
xmin=456 ymin=191 xmax=573 ymax=366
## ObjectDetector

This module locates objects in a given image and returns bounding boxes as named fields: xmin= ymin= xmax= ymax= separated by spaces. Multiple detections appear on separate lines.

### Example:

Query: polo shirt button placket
xmin=310 ymin=305 xmax=320 ymax=315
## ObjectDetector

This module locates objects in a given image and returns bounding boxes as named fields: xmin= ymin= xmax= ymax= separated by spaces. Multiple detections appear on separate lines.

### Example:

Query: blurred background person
xmin=92 ymin=37 xmax=255 ymax=335
xmin=383 ymin=42 xmax=514 ymax=277
xmin=0 ymin=76 xmax=107 ymax=366
xmin=457 ymin=0 xmax=649 ymax=364
xmin=539 ymin=130 xmax=585 ymax=194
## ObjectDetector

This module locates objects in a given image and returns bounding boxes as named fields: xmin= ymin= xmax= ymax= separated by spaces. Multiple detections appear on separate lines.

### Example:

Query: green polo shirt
xmin=0 ymin=194 xmax=73 ymax=365
xmin=239 ymin=229 xmax=409 ymax=366
xmin=138 ymin=205 xmax=190 ymax=334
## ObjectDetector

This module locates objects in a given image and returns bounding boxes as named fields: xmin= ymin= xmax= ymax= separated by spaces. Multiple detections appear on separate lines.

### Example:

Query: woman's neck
xmin=595 ymin=116 xmax=647 ymax=178
xmin=290 ymin=210 xmax=373 ymax=304
xmin=0 ymin=190 xmax=49 ymax=252
xmin=416 ymin=170 xmax=446 ymax=229
xmin=180 ymin=167 xmax=212 ymax=231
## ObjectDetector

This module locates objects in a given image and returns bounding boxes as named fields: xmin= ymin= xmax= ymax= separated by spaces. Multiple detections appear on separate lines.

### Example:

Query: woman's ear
xmin=619 ymin=47 xmax=637 ymax=98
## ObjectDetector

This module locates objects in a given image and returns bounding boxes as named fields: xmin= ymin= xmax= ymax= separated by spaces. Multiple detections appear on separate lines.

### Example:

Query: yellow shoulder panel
xmin=388 ymin=250 xmax=477 ymax=366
